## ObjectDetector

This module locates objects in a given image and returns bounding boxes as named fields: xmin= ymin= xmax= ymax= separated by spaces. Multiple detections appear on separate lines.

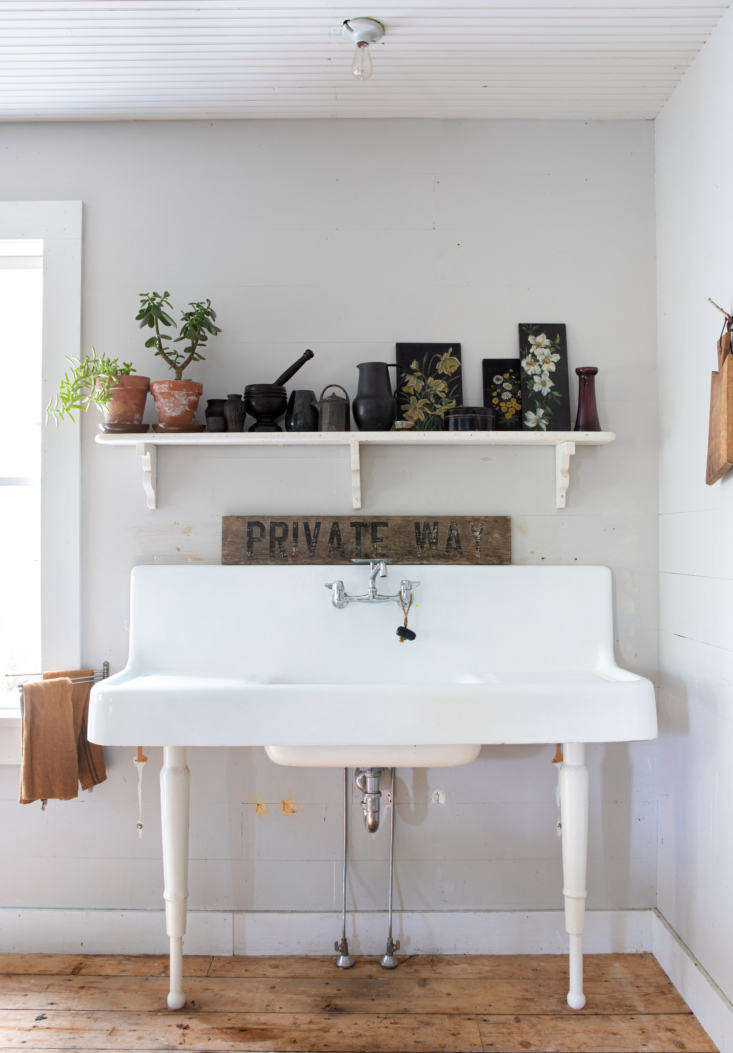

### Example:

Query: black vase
xmin=224 ymin=393 xmax=246 ymax=432
xmin=285 ymin=389 xmax=318 ymax=432
xmin=352 ymin=362 xmax=398 ymax=431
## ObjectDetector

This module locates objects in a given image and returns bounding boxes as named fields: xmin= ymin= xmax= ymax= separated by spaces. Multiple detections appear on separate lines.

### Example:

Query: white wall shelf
xmin=95 ymin=430 xmax=615 ymax=511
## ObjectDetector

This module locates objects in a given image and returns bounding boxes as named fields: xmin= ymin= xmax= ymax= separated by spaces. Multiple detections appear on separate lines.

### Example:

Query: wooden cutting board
xmin=706 ymin=350 xmax=733 ymax=484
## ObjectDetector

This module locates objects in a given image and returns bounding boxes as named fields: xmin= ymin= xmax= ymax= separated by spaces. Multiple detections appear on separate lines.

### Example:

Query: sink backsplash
xmin=128 ymin=564 xmax=614 ymax=682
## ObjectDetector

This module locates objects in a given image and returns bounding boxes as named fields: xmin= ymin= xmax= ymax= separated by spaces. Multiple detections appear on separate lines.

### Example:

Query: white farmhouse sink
xmin=89 ymin=564 xmax=655 ymax=749
xmin=88 ymin=563 xmax=656 ymax=1013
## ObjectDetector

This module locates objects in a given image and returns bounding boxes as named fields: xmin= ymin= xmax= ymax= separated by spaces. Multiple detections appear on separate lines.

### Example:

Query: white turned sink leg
xmin=560 ymin=742 xmax=588 ymax=1010
xmin=161 ymin=746 xmax=190 ymax=1010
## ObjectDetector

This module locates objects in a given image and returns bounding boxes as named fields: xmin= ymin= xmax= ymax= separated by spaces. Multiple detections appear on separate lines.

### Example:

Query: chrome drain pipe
xmin=355 ymin=768 xmax=384 ymax=833
xmin=380 ymin=768 xmax=400 ymax=968
xmin=334 ymin=767 xmax=355 ymax=968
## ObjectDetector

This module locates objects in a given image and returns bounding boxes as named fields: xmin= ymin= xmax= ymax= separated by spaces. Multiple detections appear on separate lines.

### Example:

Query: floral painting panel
xmin=396 ymin=343 xmax=462 ymax=431
xmin=518 ymin=323 xmax=570 ymax=432
xmin=482 ymin=358 xmax=522 ymax=431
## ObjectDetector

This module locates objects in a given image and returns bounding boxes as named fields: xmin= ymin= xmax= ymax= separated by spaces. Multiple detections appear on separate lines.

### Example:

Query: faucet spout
xmin=368 ymin=560 xmax=387 ymax=597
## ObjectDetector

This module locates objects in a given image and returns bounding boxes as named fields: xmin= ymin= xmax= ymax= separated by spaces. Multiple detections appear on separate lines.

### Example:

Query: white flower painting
xmin=518 ymin=323 xmax=570 ymax=431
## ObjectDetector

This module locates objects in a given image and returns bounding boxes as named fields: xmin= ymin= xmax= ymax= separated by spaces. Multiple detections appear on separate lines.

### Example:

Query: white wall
xmin=656 ymin=5 xmax=733 ymax=1006
xmin=0 ymin=120 xmax=657 ymax=921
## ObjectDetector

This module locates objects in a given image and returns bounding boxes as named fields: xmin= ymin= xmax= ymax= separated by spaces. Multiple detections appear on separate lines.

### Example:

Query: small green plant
xmin=47 ymin=349 xmax=134 ymax=424
xmin=136 ymin=291 xmax=221 ymax=380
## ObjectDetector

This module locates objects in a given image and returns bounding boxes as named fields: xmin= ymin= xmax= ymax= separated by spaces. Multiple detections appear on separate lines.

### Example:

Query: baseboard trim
xmin=235 ymin=908 xmax=652 ymax=956
xmin=652 ymin=909 xmax=733 ymax=1053
xmin=0 ymin=909 xmax=234 ymax=956
xmin=0 ymin=907 xmax=651 ymax=957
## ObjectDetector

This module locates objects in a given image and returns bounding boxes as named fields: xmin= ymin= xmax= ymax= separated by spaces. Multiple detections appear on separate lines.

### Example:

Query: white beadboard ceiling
xmin=0 ymin=0 xmax=728 ymax=121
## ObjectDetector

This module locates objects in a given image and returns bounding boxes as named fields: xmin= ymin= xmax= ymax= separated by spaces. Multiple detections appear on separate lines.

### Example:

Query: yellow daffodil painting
xmin=518 ymin=323 xmax=570 ymax=431
xmin=481 ymin=359 xmax=523 ymax=431
xmin=396 ymin=343 xmax=463 ymax=430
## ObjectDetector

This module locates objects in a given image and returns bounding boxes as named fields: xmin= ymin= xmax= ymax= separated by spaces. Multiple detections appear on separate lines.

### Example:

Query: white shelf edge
xmin=95 ymin=430 xmax=615 ymax=511
xmin=95 ymin=430 xmax=614 ymax=447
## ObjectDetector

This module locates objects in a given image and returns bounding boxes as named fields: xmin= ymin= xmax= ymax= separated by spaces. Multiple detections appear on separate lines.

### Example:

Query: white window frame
xmin=0 ymin=202 xmax=82 ymax=730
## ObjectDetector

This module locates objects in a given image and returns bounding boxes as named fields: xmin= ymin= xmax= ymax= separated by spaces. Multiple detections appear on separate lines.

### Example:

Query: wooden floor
xmin=0 ymin=952 xmax=717 ymax=1052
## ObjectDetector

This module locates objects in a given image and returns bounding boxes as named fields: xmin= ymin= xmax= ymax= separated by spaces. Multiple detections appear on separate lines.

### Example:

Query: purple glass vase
xmin=574 ymin=367 xmax=601 ymax=431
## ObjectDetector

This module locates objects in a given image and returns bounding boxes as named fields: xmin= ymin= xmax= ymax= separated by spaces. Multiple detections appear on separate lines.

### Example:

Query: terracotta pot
xmin=150 ymin=379 xmax=203 ymax=430
xmin=97 ymin=374 xmax=150 ymax=426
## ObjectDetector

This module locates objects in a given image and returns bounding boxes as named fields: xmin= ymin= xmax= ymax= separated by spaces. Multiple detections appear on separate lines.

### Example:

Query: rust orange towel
xmin=43 ymin=669 xmax=107 ymax=791
xmin=19 ymin=678 xmax=78 ymax=804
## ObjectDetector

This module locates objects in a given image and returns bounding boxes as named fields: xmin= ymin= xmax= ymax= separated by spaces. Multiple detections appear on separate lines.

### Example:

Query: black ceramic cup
xmin=205 ymin=398 xmax=227 ymax=433
xmin=445 ymin=406 xmax=495 ymax=431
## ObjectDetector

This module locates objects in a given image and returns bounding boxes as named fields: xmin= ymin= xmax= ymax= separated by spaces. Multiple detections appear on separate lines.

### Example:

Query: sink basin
xmin=89 ymin=564 xmax=656 ymax=750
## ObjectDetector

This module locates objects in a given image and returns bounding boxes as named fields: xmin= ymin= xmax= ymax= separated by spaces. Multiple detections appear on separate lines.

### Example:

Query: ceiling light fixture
xmin=341 ymin=17 xmax=385 ymax=81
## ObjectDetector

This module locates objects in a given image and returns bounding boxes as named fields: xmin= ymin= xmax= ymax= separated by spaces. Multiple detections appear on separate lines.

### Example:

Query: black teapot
xmin=317 ymin=385 xmax=351 ymax=431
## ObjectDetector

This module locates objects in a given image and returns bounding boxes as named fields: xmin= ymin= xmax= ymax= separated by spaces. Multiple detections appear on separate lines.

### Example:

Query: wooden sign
xmin=706 ymin=299 xmax=733 ymax=484
xmin=222 ymin=515 xmax=510 ymax=565
xmin=706 ymin=351 xmax=733 ymax=484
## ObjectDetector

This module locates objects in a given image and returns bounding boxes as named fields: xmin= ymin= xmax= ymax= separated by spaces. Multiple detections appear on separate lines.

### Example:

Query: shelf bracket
xmin=555 ymin=440 xmax=576 ymax=509
xmin=137 ymin=442 xmax=157 ymax=510
xmin=349 ymin=438 xmax=362 ymax=510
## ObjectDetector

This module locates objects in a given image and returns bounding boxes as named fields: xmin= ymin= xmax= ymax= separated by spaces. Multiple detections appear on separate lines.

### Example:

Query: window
xmin=0 ymin=203 xmax=82 ymax=719
xmin=0 ymin=240 xmax=43 ymax=704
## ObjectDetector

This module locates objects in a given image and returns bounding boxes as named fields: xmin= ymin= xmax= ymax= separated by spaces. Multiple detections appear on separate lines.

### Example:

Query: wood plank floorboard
xmin=0 ymin=954 xmax=213 ymax=977
xmin=0 ymin=1009 xmax=482 ymax=1052
xmin=479 ymin=1013 xmax=717 ymax=1052
xmin=0 ymin=953 xmax=717 ymax=1053
xmin=207 ymin=953 xmax=665 ymax=982
xmin=0 ymin=975 xmax=692 ymax=1014
xmin=0 ymin=952 xmax=669 ymax=982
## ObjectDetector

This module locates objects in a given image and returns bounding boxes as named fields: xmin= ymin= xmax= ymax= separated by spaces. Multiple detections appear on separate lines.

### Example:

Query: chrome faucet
xmin=325 ymin=558 xmax=419 ymax=610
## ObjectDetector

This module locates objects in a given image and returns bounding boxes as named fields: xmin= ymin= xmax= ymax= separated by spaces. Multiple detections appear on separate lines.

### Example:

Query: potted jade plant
xmin=137 ymin=291 xmax=221 ymax=431
xmin=47 ymin=348 xmax=149 ymax=429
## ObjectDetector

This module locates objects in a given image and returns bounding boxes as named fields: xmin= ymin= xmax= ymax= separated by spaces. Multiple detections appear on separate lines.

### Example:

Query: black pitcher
xmin=285 ymin=389 xmax=318 ymax=432
xmin=352 ymin=362 xmax=398 ymax=431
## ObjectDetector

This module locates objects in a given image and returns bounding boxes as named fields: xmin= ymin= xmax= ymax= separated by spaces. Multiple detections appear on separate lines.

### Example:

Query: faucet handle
xmin=399 ymin=579 xmax=420 ymax=606
xmin=351 ymin=557 xmax=391 ymax=564
xmin=325 ymin=579 xmax=348 ymax=609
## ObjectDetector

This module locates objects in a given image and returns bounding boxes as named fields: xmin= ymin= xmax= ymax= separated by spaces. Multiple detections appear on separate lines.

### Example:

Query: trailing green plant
xmin=46 ymin=348 xmax=135 ymax=424
xmin=136 ymin=291 xmax=221 ymax=381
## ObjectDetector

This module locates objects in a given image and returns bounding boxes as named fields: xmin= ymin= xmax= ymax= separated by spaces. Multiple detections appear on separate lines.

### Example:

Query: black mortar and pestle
xmin=244 ymin=349 xmax=315 ymax=431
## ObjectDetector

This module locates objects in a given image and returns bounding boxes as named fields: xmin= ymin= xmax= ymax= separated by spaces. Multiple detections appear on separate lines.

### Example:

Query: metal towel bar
xmin=9 ymin=661 xmax=110 ymax=695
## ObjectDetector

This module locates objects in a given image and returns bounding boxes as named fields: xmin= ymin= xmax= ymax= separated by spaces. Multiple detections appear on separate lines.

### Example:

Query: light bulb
xmin=352 ymin=40 xmax=373 ymax=80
